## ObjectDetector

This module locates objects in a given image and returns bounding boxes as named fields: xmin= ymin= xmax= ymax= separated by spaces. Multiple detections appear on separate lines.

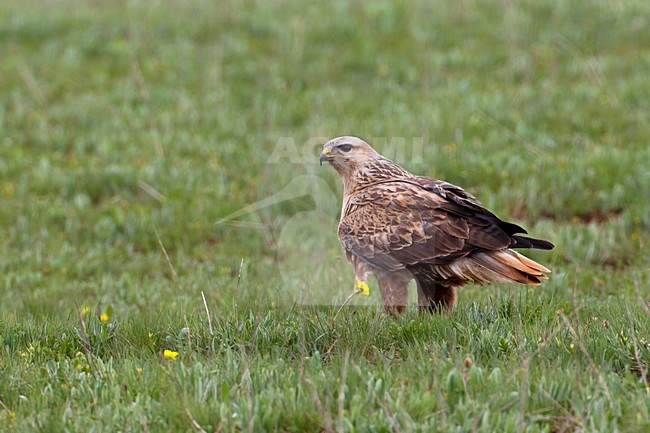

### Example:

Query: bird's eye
xmin=339 ymin=144 xmax=352 ymax=152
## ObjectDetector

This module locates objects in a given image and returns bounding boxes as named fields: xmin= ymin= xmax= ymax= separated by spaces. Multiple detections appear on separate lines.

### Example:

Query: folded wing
xmin=338 ymin=178 xmax=553 ymax=283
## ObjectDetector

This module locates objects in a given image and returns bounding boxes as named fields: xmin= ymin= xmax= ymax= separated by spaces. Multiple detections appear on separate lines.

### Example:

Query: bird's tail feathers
xmin=441 ymin=249 xmax=550 ymax=285
xmin=470 ymin=249 xmax=550 ymax=285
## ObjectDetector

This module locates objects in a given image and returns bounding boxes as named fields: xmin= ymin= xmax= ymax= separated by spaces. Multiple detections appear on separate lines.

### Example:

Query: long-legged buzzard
xmin=320 ymin=136 xmax=554 ymax=313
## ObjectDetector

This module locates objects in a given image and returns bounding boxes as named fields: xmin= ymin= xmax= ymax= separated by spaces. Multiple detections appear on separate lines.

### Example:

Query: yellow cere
xmin=164 ymin=350 xmax=179 ymax=359
xmin=355 ymin=280 xmax=370 ymax=296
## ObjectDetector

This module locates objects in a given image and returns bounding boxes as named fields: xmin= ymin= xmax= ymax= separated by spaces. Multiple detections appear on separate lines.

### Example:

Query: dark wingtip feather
xmin=512 ymin=235 xmax=555 ymax=250
xmin=498 ymin=220 xmax=528 ymax=235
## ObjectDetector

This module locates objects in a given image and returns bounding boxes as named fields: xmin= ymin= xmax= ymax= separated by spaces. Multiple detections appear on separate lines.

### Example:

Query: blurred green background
xmin=0 ymin=0 xmax=648 ymax=431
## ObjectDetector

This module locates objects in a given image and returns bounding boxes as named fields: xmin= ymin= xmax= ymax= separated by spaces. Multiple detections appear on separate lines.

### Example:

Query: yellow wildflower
xmin=100 ymin=313 xmax=109 ymax=322
xmin=355 ymin=280 xmax=370 ymax=296
xmin=82 ymin=307 xmax=91 ymax=315
xmin=164 ymin=350 xmax=178 ymax=359
xmin=3 ymin=182 xmax=15 ymax=198
xmin=147 ymin=332 xmax=153 ymax=339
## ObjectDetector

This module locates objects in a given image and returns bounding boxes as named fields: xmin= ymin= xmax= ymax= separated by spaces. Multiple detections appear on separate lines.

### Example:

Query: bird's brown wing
xmin=412 ymin=176 xmax=554 ymax=250
xmin=338 ymin=181 xmax=514 ymax=272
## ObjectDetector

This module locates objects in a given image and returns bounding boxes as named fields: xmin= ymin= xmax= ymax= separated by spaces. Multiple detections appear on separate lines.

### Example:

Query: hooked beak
xmin=319 ymin=148 xmax=331 ymax=166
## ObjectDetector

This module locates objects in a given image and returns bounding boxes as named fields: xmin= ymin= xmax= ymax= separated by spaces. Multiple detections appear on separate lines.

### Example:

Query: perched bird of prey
xmin=320 ymin=136 xmax=554 ymax=313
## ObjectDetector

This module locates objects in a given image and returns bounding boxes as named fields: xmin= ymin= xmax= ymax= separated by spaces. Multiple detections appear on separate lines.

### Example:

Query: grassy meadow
xmin=1 ymin=0 xmax=649 ymax=431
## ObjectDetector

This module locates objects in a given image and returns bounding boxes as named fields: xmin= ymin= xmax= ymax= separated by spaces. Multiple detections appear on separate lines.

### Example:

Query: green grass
xmin=1 ymin=0 xmax=649 ymax=431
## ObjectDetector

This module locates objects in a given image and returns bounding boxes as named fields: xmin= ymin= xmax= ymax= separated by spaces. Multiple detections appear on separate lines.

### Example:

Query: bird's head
xmin=319 ymin=136 xmax=380 ymax=172
xmin=320 ymin=136 xmax=411 ymax=194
